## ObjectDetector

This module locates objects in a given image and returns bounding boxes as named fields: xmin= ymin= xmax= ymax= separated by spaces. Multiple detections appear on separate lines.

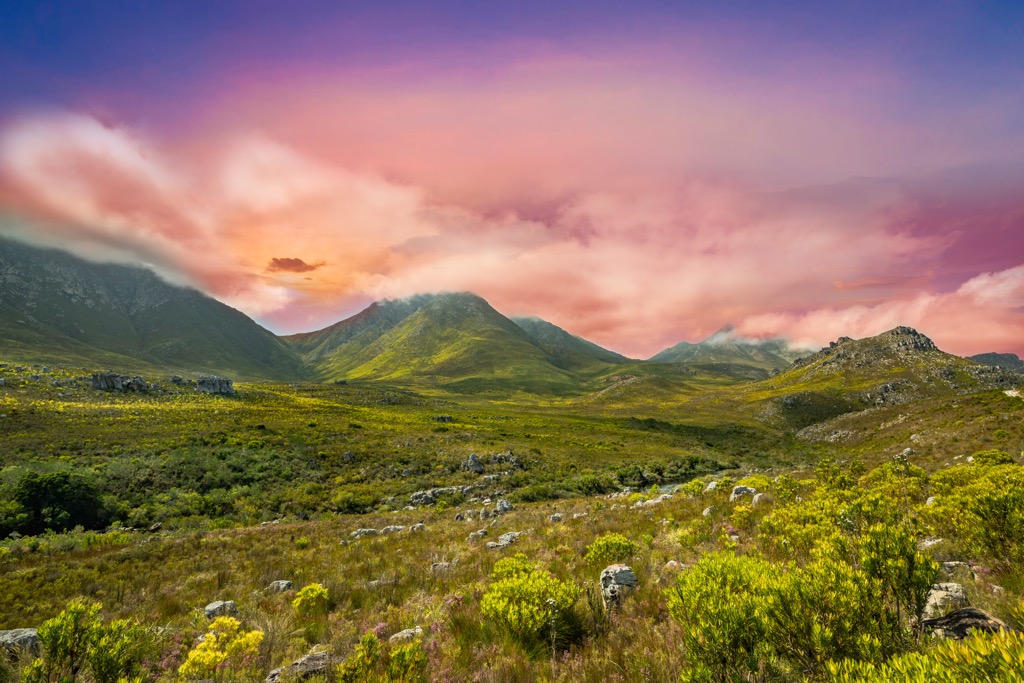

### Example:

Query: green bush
xmin=828 ymin=629 xmax=1024 ymax=682
xmin=22 ymin=599 xmax=149 ymax=683
xmin=337 ymin=632 xmax=428 ymax=683
xmin=666 ymin=552 xmax=780 ymax=683
xmin=584 ymin=533 xmax=639 ymax=564
xmin=480 ymin=556 xmax=581 ymax=650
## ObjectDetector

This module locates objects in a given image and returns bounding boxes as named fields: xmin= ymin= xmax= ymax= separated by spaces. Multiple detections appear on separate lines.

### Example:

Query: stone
xmin=924 ymin=583 xmax=968 ymax=619
xmin=903 ymin=447 xmax=915 ymax=456
xmin=702 ymin=506 xmax=714 ymax=517
xmin=921 ymin=607 xmax=1010 ymax=640
xmin=751 ymin=493 xmax=770 ymax=507
xmin=431 ymin=562 xmax=453 ymax=574
xmin=941 ymin=561 xmax=971 ymax=577
xmin=389 ymin=626 xmax=423 ymax=643
xmin=379 ymin=525 xmax=405 ymax=534
xmin=410 ymin=523 xmax=426 ymax=532
xmin=454 ymin=513 xmax=465 ymax=522
xmin=265 ymin=650 xmax=343 ymax=683
xmin=572 ymin=513 xmax=588 ymax=519
xmin=468 ymin=529 xmax=488 ymax=539
xmin=918 ymin=537 xmax=944 ymax=550
xmin=479 ymin=508 xmax=490 ymax=520
xmin=600 ymin=564 xmax=639 ymax=609
xmin=498 ymin=531 xmax=521 ymax=545
xmin=548 ymin=513 xmax=563 ymax=522
xmin=351 ymin=528 xmax=379 ymax=538
xmin=204 ymin=600 xmax=238 ymax=619
xmin=432 ymin=415 xmax=454 ymax=423
xmin=633 ymin=493 xmax=672 ymax=508
xmin=462 ymin=453 xmax=485 ymax=474
xmin=0 ymin=628 xmax=39 ymax=655
xmin=91 ymin=372 xmax=148 ymax=392
xmin=267 ymin=580 xmax=294 ymax=593
xmin=147 ymin=522 xmax=162 ymax=533
xmin=704 ymin=481 xmax=718 ymax=492
xmin=729 ymin=485 xmax=757 ymax=502
xmin=0 ymin=378 xmax=5 ymax=387
xmin=196 ymin=376 xmax=235 ymax=395
xmin=495 ymin=499 xmax=513 ymax=513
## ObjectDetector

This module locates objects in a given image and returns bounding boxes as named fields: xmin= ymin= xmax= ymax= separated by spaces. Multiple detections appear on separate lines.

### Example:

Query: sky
xmin=1 ymin=0 xmax=1024 ymax=358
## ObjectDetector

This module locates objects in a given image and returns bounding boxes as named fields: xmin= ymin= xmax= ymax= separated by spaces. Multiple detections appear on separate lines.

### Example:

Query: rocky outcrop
xmin=204 ymin=600 xmax=238 ymax=619
xmin=265 ymin=650 xmax=343 ymax=683
xmin=196 ymin=376 xmax=235 ymax=395
xmin=409 ymin=485 xmax=478 ymax=506
xmin=487 ymin=531 xmax=522 ymax=550
xmin=923 ymin=583 xmax=968 ymax=619
xmin=0 ymin=628 xmax=38 ymax=655
xmin=91 ymin=372 xmax=148 ymax=392
xmin=267 ymin=580 xmax=294 ymax=593
xmin=600 ymin=564 xmax=639 ymax=610
xmin=495 ymin=499 xmax=513 ymax=513
xmin=921 ymin=607 xmax=1011 ymax=640
xmin=462 ymin=453 xmax=484 ymax=474
xmin=389 ymin=626 xmax=423 ymax=643
xmin=729 ymin=486 xmax=756 ymax=502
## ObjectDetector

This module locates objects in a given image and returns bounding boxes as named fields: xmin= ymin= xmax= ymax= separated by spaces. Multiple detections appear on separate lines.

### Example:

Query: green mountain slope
xmin=969 ymin=352 xmax=1024 ymax=372
xmin=741 ymin=326 xmax=1022 ymax=429
xmin=287 ymin=293 xmax=594 ymax=391
xmin=0 ymin=237 xmax=306 ymax=379
xmin=511 ymin=316 xmax=632 ymax=370
xmin=650 ymin=325 xmax=807 ymax=371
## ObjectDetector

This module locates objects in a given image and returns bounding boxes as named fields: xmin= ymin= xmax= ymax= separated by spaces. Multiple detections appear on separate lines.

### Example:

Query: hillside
xmin=650 ymin=325 xmax=807 ymax=371
xmin=285 ymin=294 xmax=643 ymax=392
xmin=286 ymin=293 xmax=596 ymax=391
xmin=0 ymin=237 xmax=306 ymax=380
xmin=969 ymin=352 xmax=1024 ymax=372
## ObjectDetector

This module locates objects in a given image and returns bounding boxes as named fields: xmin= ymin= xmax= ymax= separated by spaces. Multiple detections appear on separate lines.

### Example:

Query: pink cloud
xmin=1 ymin=109 xmax=1022 ymax=359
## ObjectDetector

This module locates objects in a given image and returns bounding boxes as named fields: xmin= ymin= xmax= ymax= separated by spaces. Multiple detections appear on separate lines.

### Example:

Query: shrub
xmin=22 ymin=599 xmax=149 ymax=683
xmin=292 ymin=583 xmax=330 ymax=618
xmin=12 ymin=472 xmax=108 ymax=536
xmin=666 ymin=552 xmax=780 ymax=683
xmin=337 ymin=632 xmax=427 ymax=683
xmin=827 ymin=629 xmax=1024 ymax=682
xmin=480 ymin=557 xmax=581 ymax=650
xmin=177 ymin=617 xmax=263 ymax=682
xmin=584 ymin=533 xmax=639 ymax=564
xmin=972 ymin=449 xmax=1014 ymax=466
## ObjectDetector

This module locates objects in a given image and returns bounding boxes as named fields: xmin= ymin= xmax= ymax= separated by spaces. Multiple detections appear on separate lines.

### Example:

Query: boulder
xmin=702 ymin=506 xmax=714 ymax=517
xmin=351 ymin=528 xmax=379 ymax=539
xmin=924 ymin=583 xmax=968 ymax=619
xmin=704 ymin=481 xmax=718 ymax=493
xmin=265 ymin=650 xmax=343 ymax=683
xmin=430 ymin=562 xmax=452 ymax=574
xmin=0 ymin=628 xmax=38 ymax=655
xmin=410 ymin=523 xmax=426 ymax=532
xmin=196 ymin=376 xmax=235 ymax=395
xmin=941 ymin=561 xmax=971 ymax=577
xmin=462 ymin=454 xmax=485 ymax=474
xmin=633 ymin=493 xmax=672 ymax=508
xmin=204 ymin=600 xmax=238 ymax=619
xmin=267 ymin=580 xmax=294 ymax=593
xmin=495 ymin=499 xmax=513 ymax=513
xmin=921 ymin=607 xmax=1010 ymax=640
xmin=548 ymin=513 xmax=563 ymax=522
xmin=91 ymin=372 xmax=148 ymax=392
xmin=379 ymin=525 xmax=405 ymax=534
xmin=751 ymin=493 xmax=770 ymax=507
xmin=729 ymin=486 xmax=757 ymax=502
xmin=389 ymin=626 xmax=423 ymax=643
xmin=600 ymin=564 xmax=639 ymax=609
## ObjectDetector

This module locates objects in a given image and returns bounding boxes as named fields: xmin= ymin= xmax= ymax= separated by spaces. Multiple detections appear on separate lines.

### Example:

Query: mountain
xmin=750 ymin=326 xmax=1021 ymax=429
xmin=511 ymin=317 xmax=631 ymax=369
xmin=968 ymin=352 xmax=1024 ymax=372
xmin=285 ymin=293 xmax=610 ymax=391
xmin=650 ymin=325 xmax=807 ymax=371
xmin=0 ymin=237 xmax=306 ymax=379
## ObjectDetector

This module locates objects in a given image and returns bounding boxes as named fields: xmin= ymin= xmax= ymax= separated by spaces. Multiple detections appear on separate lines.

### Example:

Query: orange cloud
xmin=266 ymin=257 xmax=326 ymax=273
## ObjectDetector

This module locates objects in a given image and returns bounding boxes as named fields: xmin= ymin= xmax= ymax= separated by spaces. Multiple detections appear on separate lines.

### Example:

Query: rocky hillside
xmin=0 ymin=237 xmax=306 ymax=379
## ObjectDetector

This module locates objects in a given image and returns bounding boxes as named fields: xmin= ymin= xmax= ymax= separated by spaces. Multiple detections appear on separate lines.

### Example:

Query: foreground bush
xmin=177 ymin=617 xmax=263 ymax=682
xmin=337 ymin=632 xmax=427 ymax=683
xmin=22 ymin=599 xmax=149 ymax=683
xmin=828 ymin=629 xmax=1024 ymax=682
xmin=480 ymin=554 xmax=581 ymax=651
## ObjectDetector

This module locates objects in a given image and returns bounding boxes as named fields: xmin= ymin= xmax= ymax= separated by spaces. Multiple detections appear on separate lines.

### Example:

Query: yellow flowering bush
xmin=480 ymin=555 xmax=580 ymax=648
xmin=178 ymin=617 xmax=263 ymax=682
xmin=584 ymin=533 xmax=639 ymax=564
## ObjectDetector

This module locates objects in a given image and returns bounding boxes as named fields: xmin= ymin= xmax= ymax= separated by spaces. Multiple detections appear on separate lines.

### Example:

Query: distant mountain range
xmin=1 ymin=237 xmax=1021 ymax=391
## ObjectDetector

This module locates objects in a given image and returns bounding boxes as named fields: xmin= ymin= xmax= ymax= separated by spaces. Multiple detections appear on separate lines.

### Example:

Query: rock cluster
xmin=0 ymin=628 xmax=38 ymax=655
xmin=265 ymin=650 xmax=343 ymax=683
xmin=91 ymin=372 xmax=148 ymax=392
xmin=462 ymin=453 xmax=484 ymax=474
xmin=486 ymin=531 xmax=522 ymax=550
xmin=729 ymin=485 xmax=756 ymax=502
xmin=197 ymin=376 xmax=235 ymax=395
xmin=410 ymin=486 xmax=477 ymax=506
xmin=267 ymin=580 xmax=294 ymax=593
xmin=921 ymin=607 xmax=1010 ymax=640
xmin=923 ymin=583 xmax=968 ymax=619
